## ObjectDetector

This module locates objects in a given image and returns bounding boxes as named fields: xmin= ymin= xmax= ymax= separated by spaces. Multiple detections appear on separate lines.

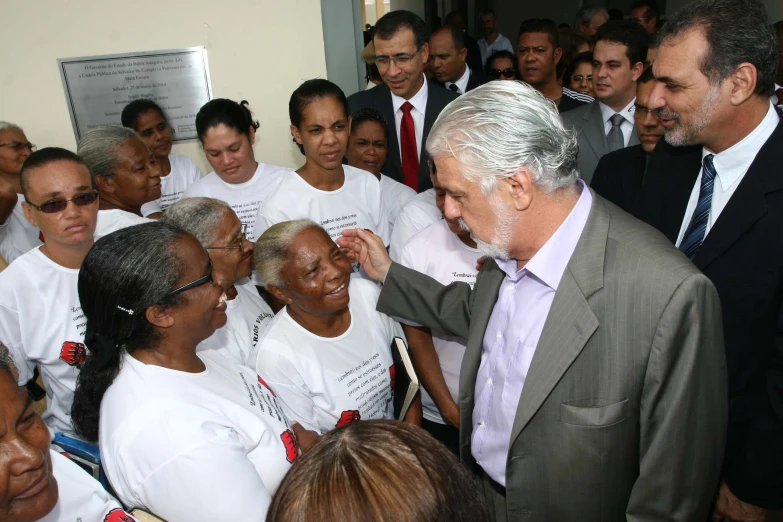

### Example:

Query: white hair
xmin=425 ymin=81 xmax=579 ymax=195
xmin=77 ymin=126 xmax=140 ymax=181
xmin=254 ymin=219 xmax=322 ymax=288
xmin=162 ymin=197 xmax=233 ymax=246
xmin=0 ymin=121 xmax=22 ymax=133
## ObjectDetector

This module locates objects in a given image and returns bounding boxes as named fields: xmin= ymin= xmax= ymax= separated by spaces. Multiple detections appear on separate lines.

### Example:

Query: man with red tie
xmin=348 ymin=10 xmax=459 ymax=193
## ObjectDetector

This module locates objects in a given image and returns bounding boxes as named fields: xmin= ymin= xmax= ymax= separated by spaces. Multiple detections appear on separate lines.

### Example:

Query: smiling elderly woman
xmin=252 ymin=219 xmax=415 ymax=435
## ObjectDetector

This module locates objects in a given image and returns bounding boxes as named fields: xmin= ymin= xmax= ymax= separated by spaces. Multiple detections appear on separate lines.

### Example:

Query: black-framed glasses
xmin=489 ymin=68 xmax=516 ymax=79
xmin=205 ymin=224 xmax=248 ymax=251
xmin=0 ymin=141 xmax=36 ymax=152
xmin=375 ymin=46 xmax=423 ymax=67
xmin=26 ymin=191 xmax=99 ymax=214
xmin=165 ymin=259 xmax=214 ymax=298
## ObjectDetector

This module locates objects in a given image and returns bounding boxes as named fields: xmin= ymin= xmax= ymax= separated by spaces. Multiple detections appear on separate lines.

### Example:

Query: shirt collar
xmin=703 ymin=103 xmax=780 ymax=192
xmin=495 ymin=180 xmax=593 ymax=290
xmin=446 ymin=65 xmax=471 ymax=93
xmin=391 ymin=75 xmax=429 ymax=115
xmin=599 ymin=98 xmax=636 ymax=126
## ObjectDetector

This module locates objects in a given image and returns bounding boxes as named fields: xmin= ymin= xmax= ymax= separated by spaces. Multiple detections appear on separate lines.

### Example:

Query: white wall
xmin=321 ymin=0 xmax=367 ymax=96
xmin=0 ymin=0 xmax=328 ymax=172
xmin=390 ymin=0 xmax=426 ymax=18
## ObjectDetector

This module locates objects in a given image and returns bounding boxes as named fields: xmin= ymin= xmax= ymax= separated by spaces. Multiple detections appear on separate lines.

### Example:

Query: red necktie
xmin=400 ymin=102 xmax=419 ymax=191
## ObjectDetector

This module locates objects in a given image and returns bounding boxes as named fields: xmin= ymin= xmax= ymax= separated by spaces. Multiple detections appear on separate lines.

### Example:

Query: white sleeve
xmin=389 ymin=213 xmax=420 ymax=263
xmin=252 ymin=204 xmax=274 ymax=242
xmin=372 ymin=183 xmax=391 ymax=246
xmin=0 ymin=302 xmax=34 ymax=384
xmin=394 ymin=246 xmax=423 ymax=328
xmin=501 ymin=38 xmax=515 ymax=53
xmin=255 ymin=348 xmax=319 ymax=433
xmin=140 ymin=199 xmax=162 ymax=217
xmin=132 ymin=437 xmax=270 ymax=522
xmin=184 ymin=157 xmax=203 ymax=183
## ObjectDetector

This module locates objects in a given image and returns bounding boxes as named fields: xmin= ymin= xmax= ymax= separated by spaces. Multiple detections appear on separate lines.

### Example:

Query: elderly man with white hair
xmin=338 ymin=81 xmax=728 ymax=522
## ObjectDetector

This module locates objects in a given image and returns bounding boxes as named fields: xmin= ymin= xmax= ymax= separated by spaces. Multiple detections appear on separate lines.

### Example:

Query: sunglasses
xmin=26 ymin=191 xmax=99 ymax=214
xmin=165 ymin=259 xmax=214 ymax=298
xmin=488 ymin=68 xmax=516 ymax=79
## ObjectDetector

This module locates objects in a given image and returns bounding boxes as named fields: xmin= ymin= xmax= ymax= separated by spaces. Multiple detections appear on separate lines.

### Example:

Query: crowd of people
xmin=0 ymin=0 xmax=782 ymax=520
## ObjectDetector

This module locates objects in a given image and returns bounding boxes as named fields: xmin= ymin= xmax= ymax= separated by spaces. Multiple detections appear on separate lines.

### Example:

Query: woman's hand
xmin=336 ymin=229 xmax=392 ymax=282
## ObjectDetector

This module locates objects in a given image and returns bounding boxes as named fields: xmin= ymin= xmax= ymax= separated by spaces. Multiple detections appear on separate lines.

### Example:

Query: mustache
xmin=654 ymin=108 xmax=680 ymax=120
xmin=458 ymin=218 xmax=472 ymax=233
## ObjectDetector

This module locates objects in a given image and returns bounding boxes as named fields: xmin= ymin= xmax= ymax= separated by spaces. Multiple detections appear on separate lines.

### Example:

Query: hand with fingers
xmin=336 ymin=228 xmax=392 ymax=282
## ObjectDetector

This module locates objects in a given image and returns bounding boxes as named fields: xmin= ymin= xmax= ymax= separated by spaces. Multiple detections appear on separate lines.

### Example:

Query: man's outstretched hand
xmin=337 ymin=229 xmax=392 ymax=282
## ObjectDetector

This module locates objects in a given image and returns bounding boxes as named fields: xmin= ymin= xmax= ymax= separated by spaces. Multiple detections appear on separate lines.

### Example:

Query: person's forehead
xmin=655 ymin=30 xmax=707 ymax=78
xmin=631 ymin=6 xmax=647 ymax=16
xmin=492 ymin=56 xmax=514 ymax=67
xmin=0 ymin=127 xmax=27 ymax=142
xmin=591 ymin=12 xmax=608 ymax=23
xmin=518 ymin=32 xmax=552 ymax=46
xmin=430 ymin=31 xmax=456 ymax=51
xmin=27 ymin=161 xmax=91 ymax=194
xmin=353 ymin=120 xmax=385 ymax=135
xmin=481 ymin=13 xmax=495 ymax=21
xmin=636 ymin=81 xmax=655 ymax=103
xmin=136 ymin=110 xmax=165 ymax=126
xmin=202 ymin=124 xmax=246 ymax=148
xmin=375 ymin=29 xmax=417 ymax=53
xmin=118 ymin=138 xmax=150 ymax=160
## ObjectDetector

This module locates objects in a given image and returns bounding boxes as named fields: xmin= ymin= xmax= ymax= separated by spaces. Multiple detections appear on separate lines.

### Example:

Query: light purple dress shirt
xmin=471 ymin=182 xmax=593 ymax=485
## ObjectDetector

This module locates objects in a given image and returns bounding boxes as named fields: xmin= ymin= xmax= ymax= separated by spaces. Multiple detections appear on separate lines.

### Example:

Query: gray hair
xmin=574 ymin=5 xmax=609 ymax=28
xmin=161 ymin=197 xmax=233 ymax=246
xmin=657 ymin=0 xmax=776 ymax=96
xmin=426 ymin=81 xmax=579 ymax=195
xmin=0 ymin=121 xmax=22 ymax=133
xmin=0 ymin=341 xmax=19 ymax=380
xmin=254 ymin=219 xmax=321 ymax=288
xmin=77 ymin=126 xmax=140 ymax=181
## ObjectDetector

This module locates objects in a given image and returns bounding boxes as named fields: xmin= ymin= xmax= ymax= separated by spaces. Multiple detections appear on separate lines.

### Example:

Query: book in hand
xmin=391 ymin=336 xmax=419 ymax=421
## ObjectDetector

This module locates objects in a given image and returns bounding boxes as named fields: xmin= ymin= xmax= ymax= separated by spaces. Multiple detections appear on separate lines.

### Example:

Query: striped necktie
xmin=679 ymin=154 xmax=717 ymax=260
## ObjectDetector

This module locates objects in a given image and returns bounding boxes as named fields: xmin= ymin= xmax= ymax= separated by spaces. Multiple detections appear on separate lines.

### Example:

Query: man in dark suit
xmin=636 ymin=0 xmax=783 ymax=518
xmin=517 ymin=19 xmax=593 ymax=114
xmin=347 ymin=11 xmax=458 ymax=193
xmin=444 ymin=10 xmax=483 ymax=74
xmin=429 ymin=25 xmax=486 ymax=94
xmin=591 ymin=67 xmax=663 ymax=212
xmin=562 ymin=21 xmax=647 ymax=184
xmin=339 ymin=81 xmax=727 ymax=522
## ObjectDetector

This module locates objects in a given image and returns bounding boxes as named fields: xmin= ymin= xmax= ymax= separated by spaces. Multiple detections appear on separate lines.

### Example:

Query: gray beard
xmin=457 ymin=197 xmax=517 ymax=260
xmin=662 ymin=83 xmax=720 ymax=146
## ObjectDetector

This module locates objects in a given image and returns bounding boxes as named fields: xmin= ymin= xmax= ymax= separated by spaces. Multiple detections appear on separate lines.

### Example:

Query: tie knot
xmin=401 ymin=101 xmax=414 ymax=114
xmin=702 ymin=154 xmax=717 ymax=180
xmin=449 ymin=84 xmax=460 ymax=93
xmin=610 ymin=113 xmax=624 ymax=127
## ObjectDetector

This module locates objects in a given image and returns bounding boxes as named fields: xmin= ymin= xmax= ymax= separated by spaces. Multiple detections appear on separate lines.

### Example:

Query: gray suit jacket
xmin=377 ymin=192 xmax=727 ymax=522
xmin=562 ymin=101 xmax=640 ymax=185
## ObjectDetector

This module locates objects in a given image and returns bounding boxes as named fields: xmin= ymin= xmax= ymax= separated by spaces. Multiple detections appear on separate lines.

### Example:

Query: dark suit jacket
xmin=558 ymin=91 xmax=590 ymax=114
xmin=590 ymin=144 xmax=647 ymax=214
xmin=465 ymin=35 xmax=483 ymax=76
xmin=378 ymin=191 xmax=727 ymax=521
xmin=347 ymin=81 xmax=459 ymax=192
xmin=434 ymin=67 xmax=487 ymax=94
xmin=636 ymin=109 xmax=783 ymax=509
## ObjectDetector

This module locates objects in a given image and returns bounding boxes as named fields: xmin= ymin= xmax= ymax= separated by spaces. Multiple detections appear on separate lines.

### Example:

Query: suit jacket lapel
xmin=582 ymin=103 xmax=608 ymax=160
xmin=695 ymin=114 xmax=783 ymax=270
xmin=628 ymin=124 xmax=640 ymax=147
xmin=508 ymin=191 xmax=607 ymax=444
xmin=375 ymin=85 xmax=402 ymax=177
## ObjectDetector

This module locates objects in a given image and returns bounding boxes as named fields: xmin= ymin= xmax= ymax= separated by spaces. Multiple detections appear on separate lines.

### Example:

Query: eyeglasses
xmin=572 ymin=75 xmax=593 ymax=82
xmin=634 ymin=105 xmax=659 ymax=117
xmin=488 ymin=68 xmax=516 ymax=79
xmin=206 ymin=224 xmax=248 ymax=251
xmin=0 ymin=141 xmax=36 ymax=152
xmin=375 ymin=46 xmax=424 ymax=68
xmin=26 ymin=191 xmax=99 ymax=214
xmin=165 ymin=259 xmax=214 ymax=298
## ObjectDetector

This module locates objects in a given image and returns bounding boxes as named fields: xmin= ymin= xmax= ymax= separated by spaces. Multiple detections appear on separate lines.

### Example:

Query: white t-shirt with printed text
xmin=0 ymin=247 xmax=85 ymax=434
xmin=380 ymin=174 xmax=416 ymax=232
xmin=95 ymin=209 xmax=152 ymax=240
xmin=253 ymin=279 xmax=399 ymax=434
xmin=140 ymin=154 xmax=202 ymax=216
xmin=0 ymin=194 xmax=42 ymax=264
xmin=182 ymin=163 xmax=289 ymax=242
xmin=100 ymin=349 xmax=298 ymax=521
xmin=41 ymin=450 xmax=137 ymax=522
xmin=389 ymin=188 xmax=440 ymax=263
xmin=399 ymin=220 xmax=479 ymax=424
xmin=198 ymin=280 xmax=275 ymax=366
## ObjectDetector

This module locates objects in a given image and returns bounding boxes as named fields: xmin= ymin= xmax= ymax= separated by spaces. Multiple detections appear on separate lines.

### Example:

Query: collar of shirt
xmin=391 ymin=75 xmax=429 ymax=116
xmin=495 ymin=180 xmax=593 ymax=289
xmin=703 ymin=102 xmax=780 ymax=192
xmin=772 ymin=83 xmax=781 ymax=105
xmin=599 ymin=98 xmax=636 ymax=127
xmin=446 ymin=65 xmax=471 ymax=94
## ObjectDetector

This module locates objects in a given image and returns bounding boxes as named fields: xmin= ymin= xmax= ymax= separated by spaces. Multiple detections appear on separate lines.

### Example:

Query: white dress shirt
xmin=445 ymin=65 xmax=471 ymax=94
xmin=675 ymin=103 xmax=780 ymax=246
xmin=599 ymin=98 xmax=635 ymax=147
xmin=478 ymin=33 xmax=515 ymax=66
xmin=391 ymin=75 xmax=428 ymax=160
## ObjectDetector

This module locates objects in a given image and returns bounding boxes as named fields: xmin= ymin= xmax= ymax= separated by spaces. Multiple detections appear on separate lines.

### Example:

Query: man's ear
xmin=729 ymin=62 xmax=759 ymax=106
xmin=267 ymin=284 xmax=294 ymax=306
xmin=93 ymin=175 xmax=115 ymax=195
xmin=631 ymin=61 xmax=644 ymax=82
xmin=554 ymin=47 xmax=563 ymax=65
xmin=503 ymin=169 xmax=534 ymax=212
xmin=145 ymin=305 xmax=175 ymax=329
xmin=459 ymin=47 xmax=468 ymax=62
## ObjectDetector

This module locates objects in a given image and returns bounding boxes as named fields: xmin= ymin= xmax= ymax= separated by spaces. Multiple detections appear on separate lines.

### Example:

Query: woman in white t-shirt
xmin=254 ymin=80 xmax=390 ymax=275
xmin=163 ymin=197 xmax=275 ymax=365
xmin=253 ymin=220 xmax=417 ymax=435
xmin=182 ymin=99 xmax=288 ymax=243
xmin=121 ymin=99 xmax=202 ymax=217
xmin=0 ymin=343 xmax=137 ymax=522
xmin=77 ymin=126 xmax=158 ymax=239
xmin=345 ymin=108 xmax=416 ymax=232
xmin=70 ymin=222 xmax=310 ymax=521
